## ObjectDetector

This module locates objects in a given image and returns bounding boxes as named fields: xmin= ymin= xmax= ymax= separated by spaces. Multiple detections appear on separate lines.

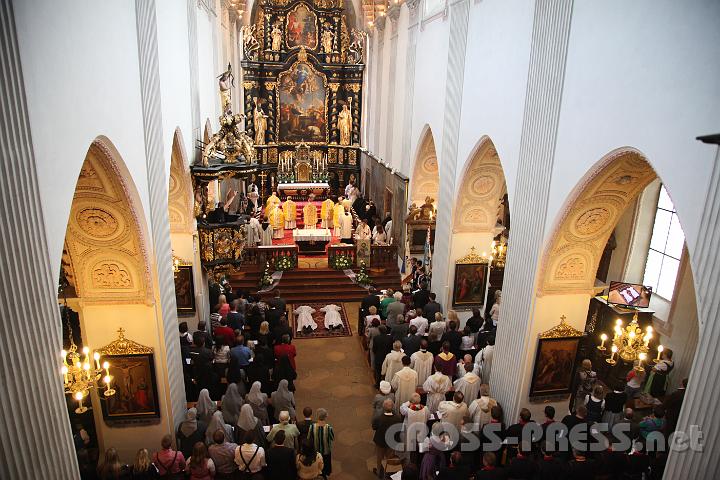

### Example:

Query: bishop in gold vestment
xmin=320 ymin=198 xmax=335 ymax=228
xmin=303 ymin=201 xmax=318 ymax=229
xmin=282 ymin=198 xmax=297 ymax=229
xmin=265 ymin=192 xmax=281 ymax=217
xmin=270 ymin=205 xmax=285 ymax=239
xmin=333 ymin=199 xmax=345 ymax=236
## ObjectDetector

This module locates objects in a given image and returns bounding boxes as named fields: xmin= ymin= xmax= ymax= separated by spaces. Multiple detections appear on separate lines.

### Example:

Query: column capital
xmin=387 ymin=4 xmax=401 ymax=22
xmin=375 ymin=15 xmax=386 ymax=32
xmin=406 ymin=0 xmax=421 ymax=26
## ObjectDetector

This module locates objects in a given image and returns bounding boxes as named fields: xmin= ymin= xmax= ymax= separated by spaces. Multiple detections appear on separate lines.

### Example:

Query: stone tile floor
xmin=294 ymin=302 xmax=379 ymax=479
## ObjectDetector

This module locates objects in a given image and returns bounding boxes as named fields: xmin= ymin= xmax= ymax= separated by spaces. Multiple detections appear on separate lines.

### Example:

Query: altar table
xmin=292 ymin=228 xmax=332 ymax=254
xmin=278 ymin=182 xmax=330 ymax=200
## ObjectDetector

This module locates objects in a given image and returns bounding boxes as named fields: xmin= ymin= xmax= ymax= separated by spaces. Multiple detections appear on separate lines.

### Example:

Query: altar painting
xmin=286 ymin=3 xmax=318 ymax=50
xmin=278 ymin=62 xmax=327 ymax=143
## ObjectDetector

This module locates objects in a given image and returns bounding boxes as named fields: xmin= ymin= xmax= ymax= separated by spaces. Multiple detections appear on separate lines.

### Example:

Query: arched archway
xmin=409 ymin=126 xmax=439 ymax=207
xmin=168 ymin=128 xmax=194 ymax=235
xmin=59 ymin=137 xmax=176 ymax=461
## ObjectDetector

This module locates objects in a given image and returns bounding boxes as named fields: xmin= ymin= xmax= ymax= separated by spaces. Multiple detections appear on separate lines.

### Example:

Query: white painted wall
xmin=390 ymin=6 xmax=410 ymax=169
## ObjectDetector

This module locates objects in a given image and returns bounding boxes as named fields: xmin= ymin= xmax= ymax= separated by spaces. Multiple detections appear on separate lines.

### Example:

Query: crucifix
xmin=259 ymin=170 xmax=268 ymax=204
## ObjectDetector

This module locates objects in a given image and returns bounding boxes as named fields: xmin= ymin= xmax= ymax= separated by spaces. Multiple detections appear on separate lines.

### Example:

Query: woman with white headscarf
xmin=270 ymin=379 xmax=296 ymax=421
xmin=176 ymin=408 xmax=208 ymax=459
xmin=245 ymin=381 xmax=270 ymax=426
xmin=236 ymin=404 xmax=266 ymax=448
xmin=196 ymin=388 xmax=216 ymax=424
xmin=205 ymin=411 xmax=233 ymax=445
xmin=221 ymin=383 xmax=243 ymax=425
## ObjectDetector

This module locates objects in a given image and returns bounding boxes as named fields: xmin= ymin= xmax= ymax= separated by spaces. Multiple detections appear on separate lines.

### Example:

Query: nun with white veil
xmin=221 ymin=383 xmax=244 ymax=425
xmin=270 ymin=379 xmax=296 ymax=421
xmin=205 ymin=410 xmax=233 ymax=445
xmin=236 ymin=404 xmax=267 ymax=448
xmin=245 ymin=381 xmax=270 ymax=426
xmin=196 ymin=388 xmax=217 ymax=424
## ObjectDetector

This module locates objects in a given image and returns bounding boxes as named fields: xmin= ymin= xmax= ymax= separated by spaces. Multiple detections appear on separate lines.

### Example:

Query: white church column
xmin=664 ymin=138 xmax=720 ymax=478
xmin=187 ymin=0 xmax=202 ymax=163
xmin=490 ymin=0 xmax=574 ymax=419
xmin=400 ymin=0 xmax=420 ymax=176
xmin=135 ymin=0 xmax=187 ymax=426
xmin=0 ymin=1 xmax=79 ymax=477
xmin=372 ymin=16 xmax=386 ymax=154
xmin=430 ymin=0 xmax=471 ymax=305
xmin=383 ymin=5 xmax=400 ymax=164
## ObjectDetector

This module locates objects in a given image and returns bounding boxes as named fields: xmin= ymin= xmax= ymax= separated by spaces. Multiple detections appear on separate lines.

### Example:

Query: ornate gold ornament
xmin=539 ymin=315 xmax=584 ymax=339
xmin=91 ymin=262 xmax=132 ymax=289
xmin=97 ymin=328 xmax=154 ymax=356
xmin=346 ymin=83 xmax=362 ymax=93
xmin=328 ymin=82 xmax=340 ymax=93
xmin=243 ymin=81 xmax=257 ymax=90
xmin=265 ymin=82 xmax=277 ymax=90
xmin=456 ymin=247 xmax=486 ymax=265
xmin=297 ymin=46 xmax=309 ymax=62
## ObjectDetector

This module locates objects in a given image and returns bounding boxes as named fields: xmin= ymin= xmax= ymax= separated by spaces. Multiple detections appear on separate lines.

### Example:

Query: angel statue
xmin=218 ymin=63 xmax=234 ymax=116
xmin=321 ymin=27 xmax=334 ymax=54
xmin=338 ymin=98 xmax=352 ymax=146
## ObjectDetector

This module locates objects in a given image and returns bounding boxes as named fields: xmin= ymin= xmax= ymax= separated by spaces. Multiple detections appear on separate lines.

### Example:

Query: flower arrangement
xmin=274 ymin=254 xmax=296 ymax=271
xmin=259 ymin=261 xmax=273 ymax=288
xmin=356 ymin=261 xmax=372 ymax=286
xmin=330 ymin=253 xmax=353 ymax=270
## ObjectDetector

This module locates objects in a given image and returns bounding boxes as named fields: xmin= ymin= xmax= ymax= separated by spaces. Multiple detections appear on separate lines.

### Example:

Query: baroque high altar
xmin=241 ymin=0 xmax=364 ymax=199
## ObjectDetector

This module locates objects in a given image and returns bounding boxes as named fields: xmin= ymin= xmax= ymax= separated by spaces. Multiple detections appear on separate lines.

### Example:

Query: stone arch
xmin=61 ymin=137 xmax=153 ymax=304
xmin=453 ymin=136 xmax=508 ymax=234
xmin=409 ymin=125 xmax=439 ymax=207
xmin=168 ymin=128 xmax=195 ymax=234
xmin=538 ymin=147 xmax=658 ymax=296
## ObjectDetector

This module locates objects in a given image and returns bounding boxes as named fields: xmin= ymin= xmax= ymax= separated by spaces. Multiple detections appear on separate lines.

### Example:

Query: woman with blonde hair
xmin=131 ymin=448 xmax=158 ymax=479
xmin=185 ymin=441 xmax=216 ymax=480
xmin=97 ymin=447 xmax=130 ymax=480
xmin=215 ymin=294 xmax=230 ymax=319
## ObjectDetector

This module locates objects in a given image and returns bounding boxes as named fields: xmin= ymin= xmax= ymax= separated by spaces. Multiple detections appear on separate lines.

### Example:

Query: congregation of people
xmin=361 ymin=261 xmax=687 ymax=479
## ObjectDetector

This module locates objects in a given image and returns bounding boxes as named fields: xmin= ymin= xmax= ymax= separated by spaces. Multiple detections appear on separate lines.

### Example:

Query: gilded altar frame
xmin=529 ymin=318 xmax=585 ymax=397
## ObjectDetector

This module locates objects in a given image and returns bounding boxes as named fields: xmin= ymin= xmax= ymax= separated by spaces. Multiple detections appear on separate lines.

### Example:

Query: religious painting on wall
xmin=278 ymin=62 xmax=327 ymax=143
xmin=452 ymin=262 xmax=487 ymax=308
xmin=529 ymin=319 xmax=584 ymax=397
xmin=98 ymin=330 xmax=160 ymax=423
xmin=285 ymin=3 xmax=318 ymax=50
xmin=174 ymin=265 xmax=195 ymax=315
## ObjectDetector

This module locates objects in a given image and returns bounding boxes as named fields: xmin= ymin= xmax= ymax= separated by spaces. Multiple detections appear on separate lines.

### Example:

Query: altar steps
xmin=227 ymin=264 xmax=402 ymax=305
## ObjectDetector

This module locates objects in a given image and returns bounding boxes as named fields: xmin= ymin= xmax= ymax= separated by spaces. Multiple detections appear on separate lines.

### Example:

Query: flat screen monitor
xmin=607 ymin=281 xmax=652 ymax=308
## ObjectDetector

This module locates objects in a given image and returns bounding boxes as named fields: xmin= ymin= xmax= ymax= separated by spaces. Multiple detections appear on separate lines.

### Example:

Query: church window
xmin=643 ymin=185 xmax=684 ymax=300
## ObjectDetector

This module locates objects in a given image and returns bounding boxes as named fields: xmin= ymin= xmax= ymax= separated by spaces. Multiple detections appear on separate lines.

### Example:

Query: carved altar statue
xmin=241 ymin=25 xmax=260 ymax=60
xmin=338 ymin=98 xmax=352 ymax=146
xmin=347 ymin=28 xmax=365 ymax=64
xmin=271 ymin=23 xmax=283 ymax=51
xmin=321 ymin=28 xmax=334 ymax=54
xmin=254 ymin=103 xmax=268 ymax=145
xmin=420 ymin=196 xmax=436 ymax=220
xmin=218 ymin=63 xmax=234 ymax=115
xmin=201 ymin=113 xmax=256 ymax=166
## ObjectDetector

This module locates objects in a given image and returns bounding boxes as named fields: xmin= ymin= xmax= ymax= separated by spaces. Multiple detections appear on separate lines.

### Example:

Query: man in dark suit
xmin=190 ymin=335 xmax=216 ymax=398
xmin=265 ymin=430 xmax=296 ymax=480
xmin=372 ymin=325 xmax=393 ymax=387
xmin=401 ymin=326 xmax=422 ymax=358
xmin=266 ymin=290 xmax=286 ymax=330
xmin=372 ymin=398 xmax=402 ymax=478
xmin=663 ymin=378 xmax=687 ymax=435
xmin=441 ymin=321 xmax=463 ymax=358
xmin=226 ymin=299 xmax=244 ymax=332
xmin=412 ymin=281 xmax=431 ymax=310
xmin=297 ymin=407 xmax=314 ymax=439
xmin=423 ymin=292 xmax=443 ymax=321
xmin=361 ymin=287 xmax=381 ymax=315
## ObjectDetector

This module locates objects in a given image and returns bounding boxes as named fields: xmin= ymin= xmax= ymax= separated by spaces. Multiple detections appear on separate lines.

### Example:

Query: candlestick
xmin=606 ymin=345 xmax=618 ymax=365
xmin=597 ymin=333 xmax=608 ymax=351
xmin=655 ymin=344 xmax=664 ymax=362
xmin=93 ymin=352 xmax=100 ymax=370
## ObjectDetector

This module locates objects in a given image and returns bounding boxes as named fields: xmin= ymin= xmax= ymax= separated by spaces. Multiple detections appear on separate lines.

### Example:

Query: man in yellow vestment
xmin=320 ymin=197 xmax=335 ymax=229
xmin=270 ymin=204 xmax=285 ymax=239
xmin=341 ymin=196 xmax=352 ymax=213
xmin=333 ymin=198 xmax=345 ymax=236
xmin=303 ymin=197 xmax=318 ymax=229
xmin=265 ymin=191 xmax=281 ymax=217
xmin=283 ymin=198 xmax=297 ymax=229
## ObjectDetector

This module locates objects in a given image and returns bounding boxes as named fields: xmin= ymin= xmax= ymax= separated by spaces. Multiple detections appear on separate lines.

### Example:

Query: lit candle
xmin=655 ymin=344 xmax=664 ymax=362
xmin=644 ymin=333 xmax=652 ymax=347
xmin=93 ymin=352 xmax=100 ymax=370
xmin=607 ymin=344 xmax=618 ymax=364
xmin=61 ymin=350 xmax=68 ymax=365
xmin=61 ymin=365 xmax=69 ymax=384
xmin=638 ymin=352 xmax=647 ymax=370
xmin=103 ymin=361 xmax=110 ymax=377
xmin=597 ymin=333 xmax=608 ymax=351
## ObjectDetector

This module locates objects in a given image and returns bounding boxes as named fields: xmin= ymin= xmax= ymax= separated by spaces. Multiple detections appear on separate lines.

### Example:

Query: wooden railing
xmin=246 ymin=245 xmax=299 ymax=271
xmin=371 ymin=245 xmax=398 ymax=267
xmin=328 ymin=244 xmax=356 ymax=269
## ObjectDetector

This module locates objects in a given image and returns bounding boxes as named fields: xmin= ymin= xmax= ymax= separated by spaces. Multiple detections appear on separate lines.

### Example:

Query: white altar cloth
xmin=293 ymin=228 xmax=332 ymax=242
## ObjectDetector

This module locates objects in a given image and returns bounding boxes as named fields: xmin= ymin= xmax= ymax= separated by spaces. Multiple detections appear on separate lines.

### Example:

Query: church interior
xmin=1 ymin=0 xmax=719 ymax=479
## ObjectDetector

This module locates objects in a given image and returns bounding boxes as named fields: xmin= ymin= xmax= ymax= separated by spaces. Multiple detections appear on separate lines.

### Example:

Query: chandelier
xmin=60 ymin=319 xmax=115 ymax=413
xmin=597 ymin=312 xmax=662 ymax=372
xmin=479 ymin=240 xmax=507 ymax=269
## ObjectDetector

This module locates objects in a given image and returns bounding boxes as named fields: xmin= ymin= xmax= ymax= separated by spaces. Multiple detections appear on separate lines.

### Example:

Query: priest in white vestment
xmin=338 ymin=210 xmax=354 ymax=242
xmin=381 ymin=341 xmax=405 ymax=382
xmin=474 ymin=340 xmax=494 ymax=383
xmin=467 ymin=384 xmax=497 ymax=429
xmin=391 ymin=356 xmax=418 ymax=408
xmin=410 ymin=340 xmax=434 ymax=387
xmin=453 ymin=363 xmax=482 ymax=405
xmin=294 ymin=305 xmax=317 ymax=332
xmin=320 ymin=304 xmax=343 ymax=329
xmin=423 ymin=371 xmax=451 ymax=413
xmin=399 ymin=393 xmax=430 ymax=451
xmin=438 ymin=392 xmax=469 ymax=431
xmin=247 ymin=216 xmax=262 ymax=247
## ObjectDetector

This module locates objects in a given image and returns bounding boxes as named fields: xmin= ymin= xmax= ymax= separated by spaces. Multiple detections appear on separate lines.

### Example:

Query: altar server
xmin=270 ymin=205 xmax=285 ymax=239
xmin=264 ymin=191 xmax=281 ymax=217
xmin=261 ymin=219 xmax=273 ymax=246
xmin=354 ymin=218 xmax=371 ymax=240
xmin=320 ymin=304 xmax=343 ymax=329
xmin=282 ymin=198 xmax=297 ymax=229
xmin=333 ymin=198 xmax=345 ymax=236
xmin=294 ymin=305 xmax=317 ymax=332
xmin=390 ymin=356 xmax=418 ymax=408
xmin=303 ymin=196 xmax=318 ymax=228
xmin=320 ymin=197 xmax=335 ymax=228
xmin=339 ymin=210 xmax=353 ymax=243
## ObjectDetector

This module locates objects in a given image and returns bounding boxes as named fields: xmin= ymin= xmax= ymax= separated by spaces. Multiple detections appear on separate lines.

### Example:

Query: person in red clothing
xmin=213 ymin=317 xmax=235 ymax=347
xmin=152 ymin=434 xmax=186 ymax=477
xmin=273 ymin=334 xmax=297 ymax=370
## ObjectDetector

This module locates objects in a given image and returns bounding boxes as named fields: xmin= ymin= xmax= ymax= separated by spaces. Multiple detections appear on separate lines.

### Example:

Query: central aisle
xmin=293 ymin=302 xmax=379 ymax=480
